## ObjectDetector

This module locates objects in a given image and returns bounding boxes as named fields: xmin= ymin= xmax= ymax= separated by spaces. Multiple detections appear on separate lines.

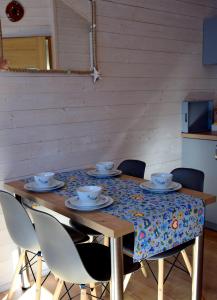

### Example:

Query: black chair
xmin=123 ymin=167 xmax=205 ymax=300
xmin=30 ymin=208 xmax=141 ymax=299
xmin=117 ymin=159 xmax=146 ymax=178
xmin=171 ymin=167 xmax=204 ymax=192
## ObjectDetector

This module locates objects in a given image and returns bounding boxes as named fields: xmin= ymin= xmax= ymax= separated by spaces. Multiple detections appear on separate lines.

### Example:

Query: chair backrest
xmin=29 ymin=208 xmax=96 ymax=284
xmin=0 ymin=191 xmax=39 ymax=252
xmin=171 ymin=168 xmax=205 ymax=192
xmin=117 ymin=159 xmax=146 ymax=179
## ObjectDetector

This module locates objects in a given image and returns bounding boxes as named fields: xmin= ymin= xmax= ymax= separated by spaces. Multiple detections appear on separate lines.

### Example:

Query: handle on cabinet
xmin=215 ymin=145 xmax=217 ymax=160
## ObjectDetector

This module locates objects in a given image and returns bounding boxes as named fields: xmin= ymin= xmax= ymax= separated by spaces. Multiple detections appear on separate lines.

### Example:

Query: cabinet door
xmin=182 ymin=138 xmax=217 ymax=224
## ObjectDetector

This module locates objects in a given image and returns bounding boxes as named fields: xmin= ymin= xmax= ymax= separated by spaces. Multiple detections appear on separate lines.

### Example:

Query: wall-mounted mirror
xmin=0 ymin=0 xmax=99 ymax=81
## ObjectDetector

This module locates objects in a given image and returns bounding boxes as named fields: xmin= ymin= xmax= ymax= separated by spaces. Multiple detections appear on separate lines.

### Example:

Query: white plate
xmin=140 ymin=181 xmax=182 ymax=193
xmin=67 ymin=195 xmax=108 ymax=207
xmin=24 ymin=180 xmax=65 ymax=192
xmin=65 ymin=195 xmax=114 ymax=211
xmin=86 ymin=169 xmax=122 ymax=178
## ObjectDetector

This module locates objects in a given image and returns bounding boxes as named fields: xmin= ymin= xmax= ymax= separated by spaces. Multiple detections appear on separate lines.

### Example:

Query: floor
xmin=0 ymin=230 xmax=217 ymax=300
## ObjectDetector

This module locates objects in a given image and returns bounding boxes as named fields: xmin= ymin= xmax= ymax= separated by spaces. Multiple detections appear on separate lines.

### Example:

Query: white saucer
xmin=86 ymin=169 xmax=122 ymax=178
xmin=140 ymin=181 xmax=182 ymax=193
xmin=24 ymin=180 xmax=65 ymax=192
xmin=65 ymin=195 xmax=114 ymax=211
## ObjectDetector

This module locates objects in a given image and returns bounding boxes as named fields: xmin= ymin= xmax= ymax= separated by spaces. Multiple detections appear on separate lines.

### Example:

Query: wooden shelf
xmin=182 ymin=132 xmax=217 ymax=141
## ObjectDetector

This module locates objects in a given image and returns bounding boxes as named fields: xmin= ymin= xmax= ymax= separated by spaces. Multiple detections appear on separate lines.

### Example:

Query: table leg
xmin=110 ymin=237 xmax=124 ymax=300
xmin=192 ymin=233 xmax=204 ymax=300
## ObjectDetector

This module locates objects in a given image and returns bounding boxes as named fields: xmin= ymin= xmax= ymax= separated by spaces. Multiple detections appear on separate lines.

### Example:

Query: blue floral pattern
xmin=30 ymin=169 xmax=205 ymax=261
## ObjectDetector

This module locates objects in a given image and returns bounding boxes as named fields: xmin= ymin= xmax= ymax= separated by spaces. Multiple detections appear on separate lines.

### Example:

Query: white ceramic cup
xmin=34 ymin=172 xmax=55 ymax=187
xmin=151 ymin=173 xmax=173 ymax=189
xmin=76 ymin=185 xmax=102 ymax=206
xmin=96 ymin=161 xmax=114 ymax=173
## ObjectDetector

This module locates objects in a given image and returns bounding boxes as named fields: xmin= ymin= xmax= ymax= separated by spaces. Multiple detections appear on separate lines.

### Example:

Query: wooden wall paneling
xmin=97 ymin=16 xmax=203 ymax=43
xmin=97 ymin=1 xmax=202 ymax=30
xmin=105 ymin=0 xmax=217 ymax=18
xmin=98 ymin=32 xmax=202 ymax=55
xmin=98 ymin=47 xmax=202 ymax=65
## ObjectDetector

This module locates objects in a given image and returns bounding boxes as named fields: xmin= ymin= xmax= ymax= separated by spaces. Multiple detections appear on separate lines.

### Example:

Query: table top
xmin=4 ymin=172 xmax=216 ymax=239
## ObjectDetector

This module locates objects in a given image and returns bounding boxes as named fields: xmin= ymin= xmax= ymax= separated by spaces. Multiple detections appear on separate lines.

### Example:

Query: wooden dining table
xmin=4 ymin=172 xmax=216 ymax=300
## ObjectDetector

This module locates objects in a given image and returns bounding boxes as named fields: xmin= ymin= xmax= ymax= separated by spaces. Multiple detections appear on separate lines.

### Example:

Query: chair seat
xmin=123 ymin=232 xmax=194 ymax=260
xmin=69 ymin=219 xmax=101 ymax=236
xmin=76 ymin=243 xmax=140 ymax=281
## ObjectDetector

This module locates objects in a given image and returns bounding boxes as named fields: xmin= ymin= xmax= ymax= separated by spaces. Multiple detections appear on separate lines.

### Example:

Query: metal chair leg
xmin=100 ymin=282 xmax=110 ymax=299
xmin=7 ymin=249 xmax=26 ymax=300
xmin=158 ymin=259 xmax=164 ymax=300
xmin=140 ymin=261 xmax=148 ymax=278
xmin=181 ymin=249 xmax=192 ymax=277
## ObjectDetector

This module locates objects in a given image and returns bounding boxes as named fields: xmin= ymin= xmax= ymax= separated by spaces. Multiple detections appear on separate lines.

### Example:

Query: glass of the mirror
xmin=0 ymin=0 xmax=92 ymax=72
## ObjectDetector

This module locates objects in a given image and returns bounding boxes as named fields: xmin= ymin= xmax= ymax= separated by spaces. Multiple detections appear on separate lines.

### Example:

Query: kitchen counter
xmin=182 ymin=131 xmax=217 ymax=141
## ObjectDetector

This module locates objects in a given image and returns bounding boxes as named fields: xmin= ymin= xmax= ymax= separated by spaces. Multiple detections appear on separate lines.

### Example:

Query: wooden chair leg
xmin=89 ymin=236 xmax=94 ymax=243
xmin=104 ymin=236 xmax=110 ymax=247
xmin=53 ymin=279 xmax=64 ymax=300
xmin=158 ymin=259 xmax=164 ymax=300
xmin=181 ymin=249 xmax=192 ymax=277
xmin=140 ymin=261 xmax=148 ymax=278
xmin=89 ymin=283 xmax=98 ymax=300
xmin=35 ymin=252 xmax=42 ymax=300
xmin=80 ymin=287 xmax=88 ymax=300
xmin=123 ymin=273 xmax=132 ymax=292
xmin=7 ymin=249 xmax=26 ymax=300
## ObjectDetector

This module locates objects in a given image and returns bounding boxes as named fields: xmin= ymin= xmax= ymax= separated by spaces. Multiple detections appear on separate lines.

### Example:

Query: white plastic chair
xmin=0 ymin=191 xmax=42 ymax=300
xmin=0 ymin=191 xmax=89 ymax=300
xmin=30 ymin=208 xmax=140 ymax=300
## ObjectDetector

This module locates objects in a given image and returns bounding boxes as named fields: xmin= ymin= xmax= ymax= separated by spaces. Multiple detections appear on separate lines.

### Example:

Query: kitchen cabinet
xmin=182 ymin=135 xmax=217 ymax=229
xmin=203 ymin=16 xmax=217 ymax=64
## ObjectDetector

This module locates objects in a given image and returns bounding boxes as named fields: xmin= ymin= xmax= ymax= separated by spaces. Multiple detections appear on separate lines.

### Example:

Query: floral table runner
xmin=51 ymin=169 xmax=204 ymax=261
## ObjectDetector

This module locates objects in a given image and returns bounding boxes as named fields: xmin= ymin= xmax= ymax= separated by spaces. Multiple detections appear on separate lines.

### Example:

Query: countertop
xmin=182 ymin=132 xmax=217 ymax=141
